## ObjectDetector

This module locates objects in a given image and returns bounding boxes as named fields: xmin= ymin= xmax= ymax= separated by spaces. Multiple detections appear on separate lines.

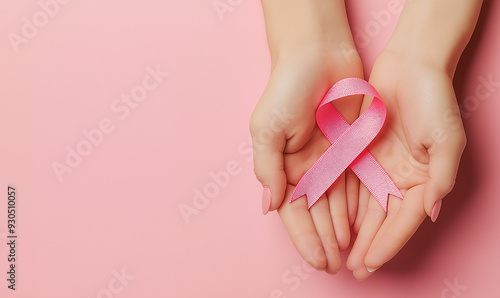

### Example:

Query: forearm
xmin=385 ymin=0 xmax=483 ymax=76
xmin=261 ymin=0 xmax=356 ymax=61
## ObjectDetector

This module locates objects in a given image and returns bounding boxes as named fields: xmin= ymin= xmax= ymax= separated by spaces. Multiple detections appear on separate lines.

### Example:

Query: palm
xmin=368 ymin=51 xmax=463 ymax=196
xmin=284 ymin=126 xmax=330 ymax=184
xmin=251 ymin=51 xmax=364 ymax=273
xmin=347 ymin=51 xmax=466 ymax=280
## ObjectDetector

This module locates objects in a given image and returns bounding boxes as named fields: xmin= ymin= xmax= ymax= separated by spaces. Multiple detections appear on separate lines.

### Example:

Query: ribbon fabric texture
xmin=290 ymin=78 xmax=403 ymax=212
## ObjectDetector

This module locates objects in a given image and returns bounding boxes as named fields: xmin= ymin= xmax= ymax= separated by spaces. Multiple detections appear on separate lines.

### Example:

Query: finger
xmin=353 ymin=183 xmax=370 ymax=233
xmin=278 ymin=184 xmax=327 ymax=271
xmin=424 ymin=132 xmax=466 ymax=221
xmin=365 ymin=194 xmax=404 ymax=252
xmin=364 ymin=185 xmax=426 ymax=272
xmin=346 ymin=168 xmax=359 ymax=227
xmin=346 ymin=196 xmax=386 ymax=280
xmin=326 ymin=173 xmax=350 ymax=251
xmin=250 ymin=115 xmax=287 ymax=214
xmin=310 ymin=194 xmax=342 ymax=274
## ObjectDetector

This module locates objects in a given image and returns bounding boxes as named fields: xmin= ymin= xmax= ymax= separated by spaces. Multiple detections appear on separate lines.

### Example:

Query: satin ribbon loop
xmin=290 ymin=78 xmax=403 ymax=211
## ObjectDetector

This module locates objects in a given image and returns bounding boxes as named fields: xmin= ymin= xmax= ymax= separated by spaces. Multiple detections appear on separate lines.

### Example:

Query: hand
xmin=346 ymin=50 xmax=466 ymax=280
xmin=250 ymin=47 xmax=363 ymax=273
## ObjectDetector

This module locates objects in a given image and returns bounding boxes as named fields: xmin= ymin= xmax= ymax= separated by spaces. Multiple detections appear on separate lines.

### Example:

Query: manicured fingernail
xmin=262 ymin=187 xmax=271 ymax=215
xmin=367 ymin=267 xmax=379 ymax=273
xmin=431 ymin=199 xmax=442 ymax=222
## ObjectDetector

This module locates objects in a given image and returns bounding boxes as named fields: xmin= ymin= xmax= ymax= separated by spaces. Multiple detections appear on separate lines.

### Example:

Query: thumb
xmin=424 ymin=133 xmax=466 ymax=222
xmin=250 ymin=116 xmax=287 ymax=215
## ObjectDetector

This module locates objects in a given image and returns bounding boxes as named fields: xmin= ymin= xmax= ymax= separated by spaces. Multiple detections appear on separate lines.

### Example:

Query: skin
xmin=251 ymin=0 xmax=483 ymax=278
xmin=250 ymin=0 xmax=363 ymax=273
xmin=347 ymin=0 xmax=483 ymax=280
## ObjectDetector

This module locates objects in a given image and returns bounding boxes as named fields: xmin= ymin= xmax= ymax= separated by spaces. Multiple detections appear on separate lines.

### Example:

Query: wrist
xmin=262 ymin=0 xmax=358 ymax=65
xmin=384 ymin=31 xmax=463 ymax=79
xmin=273 ymin=42 xmax=360 ymax=69
xmin=383 ymin=0 xmax=482 ymax=78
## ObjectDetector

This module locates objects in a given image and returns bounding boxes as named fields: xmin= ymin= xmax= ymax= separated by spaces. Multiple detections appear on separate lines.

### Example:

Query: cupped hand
xmin=250 ymin=47 xmax=363 ymax=273
xmin=346 ymin=50 xmax=466 ymax=280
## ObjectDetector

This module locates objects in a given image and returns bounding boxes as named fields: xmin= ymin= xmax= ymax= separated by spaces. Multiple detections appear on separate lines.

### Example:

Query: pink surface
xmin=0 ymin=0 xmax=499 ymax=297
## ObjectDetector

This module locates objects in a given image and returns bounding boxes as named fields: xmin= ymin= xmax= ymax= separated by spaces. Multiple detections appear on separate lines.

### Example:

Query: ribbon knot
xmin=290 ymin=78 xmax=403 ymax=211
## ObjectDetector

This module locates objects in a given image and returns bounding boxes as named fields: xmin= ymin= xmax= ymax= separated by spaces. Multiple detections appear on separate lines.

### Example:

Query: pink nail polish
xmin=431 ymin=199 xmax=442 ymax=222
xmin=262 ymin=187 xmax=271 ymax=215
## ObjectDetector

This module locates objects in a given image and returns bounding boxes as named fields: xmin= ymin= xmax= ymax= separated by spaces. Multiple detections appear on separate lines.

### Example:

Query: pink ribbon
xmin=290 ymin=78 xmax=403 ymax=211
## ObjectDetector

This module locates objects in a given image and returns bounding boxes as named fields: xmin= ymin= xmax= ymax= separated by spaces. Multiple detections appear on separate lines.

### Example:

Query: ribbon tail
xmin=290 ymin=169 xmax=332 ymax=209
xmin=290 ymin=183 xmax=315 ymax=205
xmin=350 ymin=151 xmax=403 ymax=212
xmin=290 ymin=146 xmax=348 ymax=209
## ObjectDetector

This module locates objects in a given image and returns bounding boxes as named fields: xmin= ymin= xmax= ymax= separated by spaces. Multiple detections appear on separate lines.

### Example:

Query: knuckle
xmin=249 ymin=109 xmax=268 ymax=136
xmin=460 ymin=131 xmax=467 ymax=150
xmin=252 ymin=166 xmax=266 ymax=184
xmin=443 ymin=178 xmax=456 ymax=194
xmin=453 ymin=126 xmax=467 ymax=151
xmin=249 ymin=115 xmax=260 ymax=136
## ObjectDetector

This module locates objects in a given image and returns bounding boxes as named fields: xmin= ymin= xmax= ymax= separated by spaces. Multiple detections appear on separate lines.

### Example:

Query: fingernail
xmin=367 ymin=267 xmax=379 ymax=273
xmin=262 ymin=187 xmax=271 ymax=215
xmin=431 ymin=199 xmax=442 ymax=222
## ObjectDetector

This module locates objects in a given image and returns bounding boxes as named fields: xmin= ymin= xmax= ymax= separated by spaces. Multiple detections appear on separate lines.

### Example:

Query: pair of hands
xmin=250 ymin=46 xmax=466 ymax=279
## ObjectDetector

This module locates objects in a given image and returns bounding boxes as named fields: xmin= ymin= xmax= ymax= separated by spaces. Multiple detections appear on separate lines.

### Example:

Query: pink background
xmin=1 ymin=0 xmax=499 ymax=297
